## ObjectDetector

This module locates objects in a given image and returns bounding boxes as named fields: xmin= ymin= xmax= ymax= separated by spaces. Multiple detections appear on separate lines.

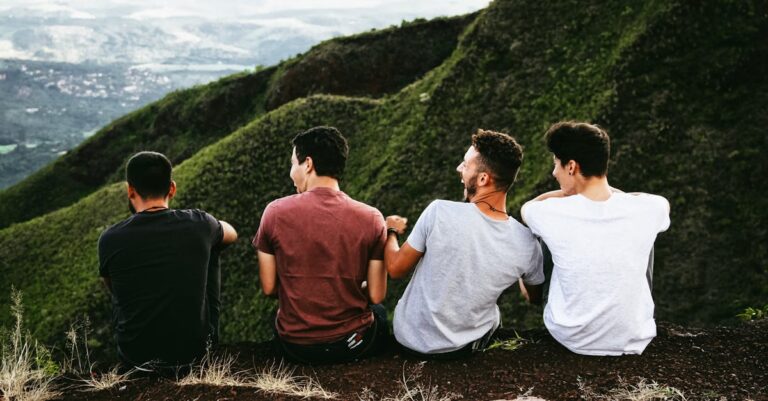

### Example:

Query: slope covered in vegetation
xmin=0 ymin=0 xmax=765 ymax=355
xmin=0 ymin=15 xmax=473 ymax=229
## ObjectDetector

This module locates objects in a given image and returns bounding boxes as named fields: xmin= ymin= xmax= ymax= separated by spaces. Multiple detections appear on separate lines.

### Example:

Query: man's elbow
xmin=261 ymin=282 xmax=277 ymax=297
xmin=221 ymin=221 xmax=238 ymax=245
xmin=369 ymin=292 xmax=385 ymax=305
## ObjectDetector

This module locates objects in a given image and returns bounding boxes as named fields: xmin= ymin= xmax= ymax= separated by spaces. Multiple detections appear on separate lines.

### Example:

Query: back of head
xmin=545 ymin=121 xmax=610 ymax=177
xmin=471 ymin=129 xmax=524 ymax=191
xmin=292 ymin=126 xmax=349 ymax=179
xmin=126 ymin=151 xmax=173 ymax=199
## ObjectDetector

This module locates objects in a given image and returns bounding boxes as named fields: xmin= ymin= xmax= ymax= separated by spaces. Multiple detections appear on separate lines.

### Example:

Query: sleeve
xmin=405 ymin=201 xmax=439 ymax=253
xmin=521 ymin=201 xmax=543 ymax=237
xmin=97 ymin=232 xmax=110 ymax=277
xmin=253 ymin=202 xmax=276 ymax=254
xmin=520 ymin=236 xmax=545 ymax=285
xmin=203 ymin=211 xmax=224 ymax=248
xmin=368 ymin=210 xmax=387 ymax=261
xmin=654 ymin=195 xmax=671 ymax=233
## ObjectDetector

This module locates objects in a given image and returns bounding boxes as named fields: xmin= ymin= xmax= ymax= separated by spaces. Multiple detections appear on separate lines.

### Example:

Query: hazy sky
xmin=0 ymin=1 xmax=491 ymax=20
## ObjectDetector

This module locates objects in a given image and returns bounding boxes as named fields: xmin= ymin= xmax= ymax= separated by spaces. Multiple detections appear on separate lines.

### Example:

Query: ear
xmin=127 ymin=182 xmax=137 ymax=199
xmin=567 ymin=160 xmax=579 ymax=176
xmin=478 ymin=171 xmax=492 ymax=187
xmin=167 ymin=180 xmax=177 ymax=200
xmin=304 ymin=156 xmax=315 ymax=174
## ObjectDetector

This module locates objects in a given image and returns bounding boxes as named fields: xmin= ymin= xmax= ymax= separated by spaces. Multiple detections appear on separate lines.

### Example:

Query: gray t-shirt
xmin=393 ymin=200 xmax=544 ymax=354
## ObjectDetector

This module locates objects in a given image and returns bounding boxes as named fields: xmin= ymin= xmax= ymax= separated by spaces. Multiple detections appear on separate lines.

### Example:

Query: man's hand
xmin=386 ymin=215 xmax=408 ymax=234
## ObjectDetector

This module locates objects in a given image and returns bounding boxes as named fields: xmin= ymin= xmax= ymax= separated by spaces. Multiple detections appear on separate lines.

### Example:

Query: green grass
xmin=0 ymin=14 xmax=473 ymax=230
xmin=0 ymin=0 xmax=766 ymax=354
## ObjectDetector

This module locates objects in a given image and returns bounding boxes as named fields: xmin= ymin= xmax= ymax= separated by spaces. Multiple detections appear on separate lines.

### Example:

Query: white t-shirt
xmin=522 ymin=192 xmax=670 ymax=356
xmin=394 ymin=200 xmax=544 ymax=354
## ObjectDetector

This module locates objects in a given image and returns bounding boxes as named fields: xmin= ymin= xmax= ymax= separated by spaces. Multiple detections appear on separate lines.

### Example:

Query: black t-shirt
xmin=98 ymin=208 xmax=223 ymax=366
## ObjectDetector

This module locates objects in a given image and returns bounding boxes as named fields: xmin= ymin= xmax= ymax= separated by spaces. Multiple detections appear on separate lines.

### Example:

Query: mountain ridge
xmin=0 ymin=0 xmax=765 ymax=354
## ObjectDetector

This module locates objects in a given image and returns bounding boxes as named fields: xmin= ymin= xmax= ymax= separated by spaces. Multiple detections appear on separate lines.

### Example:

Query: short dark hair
xmin=292 ymin=126 xmax=349 ymax=179
xmin=471 ymin=129 xmax=524 ymax=191
xmin=545 ymin=121 xmax=610 ymax=177
xmin=125 ymin=151 xmax=173 ymax=199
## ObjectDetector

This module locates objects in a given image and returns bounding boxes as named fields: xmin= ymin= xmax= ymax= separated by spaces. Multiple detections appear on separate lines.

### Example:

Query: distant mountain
xmin=0 ymin=0 xmax=765 ymax=356
xmin=0 ymin=59 xmax=249 ymax=188
xmin=0 ymin=2 xmax=486 ymax=188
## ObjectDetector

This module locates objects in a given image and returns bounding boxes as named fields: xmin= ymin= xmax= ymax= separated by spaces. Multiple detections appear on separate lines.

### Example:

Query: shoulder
xmin=507 ymin=217 xmax=538 ymax=241
xmin=98 ymin=216 xmax=133 ymax=244
xmin=424 ymin=199 xmax=466 ymax=215
xmin=345 ymin=196 xmax=384 ymax=219
xmin=622 ymin=193 xmax=670 ymax=212
xmin=522 ymin=196 xmax=565 ymax=216
xmin=172 ymin=208 xmax=219 ymax=224
xmin=263 ymin=194 xmax=302 ymax=214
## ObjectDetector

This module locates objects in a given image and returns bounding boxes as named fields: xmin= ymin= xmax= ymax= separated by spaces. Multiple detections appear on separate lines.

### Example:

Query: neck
xmin=305 ymin=175 xmax=340 ymax=192
xmin=134 ymin=198 xmax=169 ymax=213
xmin=470 ymin=189 xmax=508 ymax=220
xmin=576 ymin=176 xmax=612 ymax=201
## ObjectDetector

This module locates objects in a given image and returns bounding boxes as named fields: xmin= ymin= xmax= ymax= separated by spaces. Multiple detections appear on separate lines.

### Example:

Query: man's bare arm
xmin=220 ymin=220 xmax=238 ymax=245
xmin=257 ymin=251 xmax=278 ymax=297
xmin=384 ymin=215 xmax=424 ymax=279
xmin=518 ymin=279 xmax=543 ymax=306
xmin=366 ymin=260 xmax=387 ymax=304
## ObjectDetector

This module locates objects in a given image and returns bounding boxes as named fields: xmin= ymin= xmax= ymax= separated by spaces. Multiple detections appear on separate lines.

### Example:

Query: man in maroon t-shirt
xmin=253 ymin=126 xmax=389 ymax=364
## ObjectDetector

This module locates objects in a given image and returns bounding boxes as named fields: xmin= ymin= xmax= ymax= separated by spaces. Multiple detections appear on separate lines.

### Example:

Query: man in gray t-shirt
xmin=385 ymin=129 xmax=544 ymax=357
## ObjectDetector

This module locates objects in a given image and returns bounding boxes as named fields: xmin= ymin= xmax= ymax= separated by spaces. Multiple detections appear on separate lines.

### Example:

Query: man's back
xmin=98 ymin=208 xmax=223 ymax=365
xmin=523 ymin=192 xmax=670 ymax=355
xmin=254 ymin=187 xmax=386 ymax=344
xmin=394 ymin=200 xmax=544 ymax=354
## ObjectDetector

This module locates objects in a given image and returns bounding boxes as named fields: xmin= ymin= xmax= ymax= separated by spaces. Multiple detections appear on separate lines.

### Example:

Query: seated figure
xmin=385 ymin=129 xmax=544 ymax=359
xmin=253 ymin=126 xmax=389 ymax=364
xmin=522 ymin=121 xmax=670 ymax=355
xmin=98 ymin=151 xmax=237 ymax=369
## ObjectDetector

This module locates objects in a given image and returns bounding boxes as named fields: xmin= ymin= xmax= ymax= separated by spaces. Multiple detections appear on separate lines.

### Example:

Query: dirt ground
xmin=57 ymin=321 xmax=767 ymax=401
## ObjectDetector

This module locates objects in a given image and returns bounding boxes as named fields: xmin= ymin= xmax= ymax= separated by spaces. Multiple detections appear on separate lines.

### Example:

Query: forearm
xmin=384 ymin=233 xmax=401 ymax=276
xmin=532 ymin=190 xmax=566 ymax=202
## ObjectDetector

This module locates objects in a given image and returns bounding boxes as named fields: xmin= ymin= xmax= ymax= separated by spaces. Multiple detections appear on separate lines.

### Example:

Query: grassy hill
xmin=0 ymin=14 xmax=473 ymax=230
xmin=0 ymin=0 xmax=766 ymax=354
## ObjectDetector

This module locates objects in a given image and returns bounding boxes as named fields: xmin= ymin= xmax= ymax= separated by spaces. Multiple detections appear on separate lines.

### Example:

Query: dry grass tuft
xmin=359 ymin=362 xmax=460 ymax=401
xmin=177 ymin=352 xmax=336 ymax=399
xmin=578 ymin=377 xmax=686 ymax=401
xmin=178 ymin=351 xmax=249 ymax=387
xmin=0 ymin=291 xmax=60 ymax=401
xmin=252 ymin=361 xmax=336 ymax=399
xmin=76 ymin=366 xmax=134 ymax=392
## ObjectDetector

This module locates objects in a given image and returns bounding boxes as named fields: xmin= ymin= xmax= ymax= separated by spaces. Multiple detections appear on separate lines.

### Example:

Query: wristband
xmin=387 ymin=228 xmax=400 ymax=239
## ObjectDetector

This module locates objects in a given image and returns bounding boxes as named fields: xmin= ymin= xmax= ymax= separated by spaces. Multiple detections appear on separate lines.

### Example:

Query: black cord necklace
xmin=141 ymin=205 xmax=168 ymax=213
xmin=473 ymin=200 xmax=508 ymax=215
xmin=471 ymin=190 xmax=508 ymax=215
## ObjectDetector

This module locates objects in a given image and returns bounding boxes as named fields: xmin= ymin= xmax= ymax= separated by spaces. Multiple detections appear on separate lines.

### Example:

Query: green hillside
xmin=1 ymin=0 xmax=766 ymax=354
xmin=0 ymin=15 xmax=473 ymax=230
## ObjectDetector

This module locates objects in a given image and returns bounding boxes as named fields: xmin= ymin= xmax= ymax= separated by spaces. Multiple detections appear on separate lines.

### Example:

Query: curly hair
xmin=471 ymin=129 xmax=524 ymax=191
xmin=292 ymin=126 xmax=349 ymax=179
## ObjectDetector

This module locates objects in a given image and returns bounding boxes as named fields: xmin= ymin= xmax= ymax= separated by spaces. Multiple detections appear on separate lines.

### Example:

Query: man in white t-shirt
xmin=385 ymin=129 xmax=545 ymax=358
xmin=521 ymin=121 xmax=670 ymax=356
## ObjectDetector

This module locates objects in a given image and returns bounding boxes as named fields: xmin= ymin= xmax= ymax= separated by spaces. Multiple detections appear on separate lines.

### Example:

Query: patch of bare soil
xmin=57 ymin=321 xmax=767 ymax=400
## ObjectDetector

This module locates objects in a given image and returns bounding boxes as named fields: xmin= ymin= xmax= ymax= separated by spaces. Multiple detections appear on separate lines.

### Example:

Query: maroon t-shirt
xmin=253 ymin=187 xmax=387 ymax=344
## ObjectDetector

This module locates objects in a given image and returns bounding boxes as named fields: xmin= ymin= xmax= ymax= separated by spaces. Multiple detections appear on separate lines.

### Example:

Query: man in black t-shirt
xmin=98 ymin=151 xmax=237 ymax=369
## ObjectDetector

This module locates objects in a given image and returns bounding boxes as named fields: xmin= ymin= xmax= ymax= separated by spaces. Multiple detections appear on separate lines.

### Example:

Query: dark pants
xmin=273 ymin=304 xmax=389 ymax=365
xmin=399 ymin=326 xmax=497 ymax=360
